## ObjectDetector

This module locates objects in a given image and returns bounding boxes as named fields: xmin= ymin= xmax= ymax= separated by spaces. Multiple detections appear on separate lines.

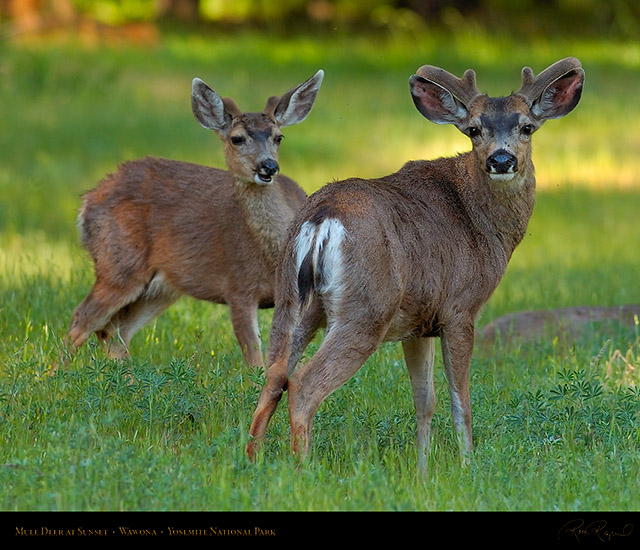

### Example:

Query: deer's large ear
xmin=191 ymin=78 xmax=236 ymax=132
xmin=530 ymin=68 xmax=584 ymax=122
xmin=268 ymin=69 xmax=324 ymax=127
xmin=409 ymin=74 xmax=469 ymax=128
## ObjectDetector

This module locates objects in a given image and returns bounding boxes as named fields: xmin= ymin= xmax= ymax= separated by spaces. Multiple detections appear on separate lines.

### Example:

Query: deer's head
xmin=409 ymin=58 xmax=584 ymax=183
xmin=191 ymin=70 xmax=324 ymax=186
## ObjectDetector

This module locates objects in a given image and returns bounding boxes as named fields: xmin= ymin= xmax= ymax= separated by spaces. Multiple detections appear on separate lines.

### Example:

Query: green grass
xmin=1 ymin=27 xmax=640 ymax=513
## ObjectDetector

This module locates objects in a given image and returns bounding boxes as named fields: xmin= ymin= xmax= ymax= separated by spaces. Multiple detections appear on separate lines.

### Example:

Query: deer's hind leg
xmin=286 ymin=323 xmax=382 ymax=458
xmin=99 ymin=273 xmax=181 ymax=358
xmin=247 ymin=299 xmax=324 ymax=460
xmin=67 ymin=271 xmax=172 ymax=359
xmin=67 ymin=280 xmax=142 ymax=353
xmin=403 ymin=337 xmax=437 ymax=472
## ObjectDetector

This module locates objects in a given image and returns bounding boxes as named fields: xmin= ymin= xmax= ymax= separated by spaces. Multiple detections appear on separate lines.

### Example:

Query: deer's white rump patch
xmin=294 ymin=218 xmax=347 ymax=304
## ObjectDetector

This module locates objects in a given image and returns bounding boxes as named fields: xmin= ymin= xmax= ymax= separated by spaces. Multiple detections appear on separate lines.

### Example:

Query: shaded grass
xmin=1 ymin=28 xmax=639 ymax=512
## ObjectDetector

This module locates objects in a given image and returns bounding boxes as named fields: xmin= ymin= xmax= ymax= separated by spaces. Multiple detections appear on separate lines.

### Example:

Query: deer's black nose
xmin=259 ymin=159 xmax=279 ymax=177
xmin=486 ymin=149 xmax=518 ymax=174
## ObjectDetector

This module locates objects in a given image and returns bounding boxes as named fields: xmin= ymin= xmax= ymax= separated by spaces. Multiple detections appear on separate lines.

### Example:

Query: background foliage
xmin=2 ymin=0 xmax=640 ymax=36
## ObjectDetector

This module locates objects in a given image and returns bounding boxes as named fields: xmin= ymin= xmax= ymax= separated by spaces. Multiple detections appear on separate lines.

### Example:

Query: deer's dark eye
xmin=274 ymin=134 xmax=284 ymax=144
xmin=468 ymin=126 xmax=481 ymax=138
xmin=521 ymin=124 xmax=535 ymax=136
xmin=230 ymin=135 xmax=245 ymax=145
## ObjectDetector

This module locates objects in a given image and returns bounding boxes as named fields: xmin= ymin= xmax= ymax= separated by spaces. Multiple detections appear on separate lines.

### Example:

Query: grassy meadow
xmin=1 ymin=25 xmax=640 ymax=519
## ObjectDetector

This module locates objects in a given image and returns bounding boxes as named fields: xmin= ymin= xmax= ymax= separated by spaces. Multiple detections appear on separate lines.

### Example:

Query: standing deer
xmin=67 ymin=70 xmax=324 ymax=367
xmin=247 ymin=58 xmax=584 ymax=469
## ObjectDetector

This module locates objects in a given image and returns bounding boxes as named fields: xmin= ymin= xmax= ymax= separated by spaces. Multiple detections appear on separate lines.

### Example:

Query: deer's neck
xmin=460 ymin=154 xmax=536 ymax=260
xmin=234 ymin=179 xmax=292 ymax=267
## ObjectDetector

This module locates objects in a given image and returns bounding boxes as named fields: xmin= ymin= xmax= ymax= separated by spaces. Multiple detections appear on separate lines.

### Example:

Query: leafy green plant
xmin=502 ymin=346 xmax=639 ymax=452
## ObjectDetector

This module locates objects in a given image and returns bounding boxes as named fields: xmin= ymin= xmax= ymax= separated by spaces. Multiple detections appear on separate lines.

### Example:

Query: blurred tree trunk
xmin=397 ymin=0 xmax=438 ymax=18
xmin=396 ymin=0 xmax=481 ymax=18
xmin=157 ymin=0 xmax=200 ymax=21
xmin=4 ymin=0 xmax=75 ymax=33
xmin=7 ymin=0 xmax=41 ymax=32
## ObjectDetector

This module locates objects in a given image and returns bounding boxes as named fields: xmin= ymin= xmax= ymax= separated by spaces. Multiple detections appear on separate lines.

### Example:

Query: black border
xmin=2 ymin=511 xmax=639 ymax=544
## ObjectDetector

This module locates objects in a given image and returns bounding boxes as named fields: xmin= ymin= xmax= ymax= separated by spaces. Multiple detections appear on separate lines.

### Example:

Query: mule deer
xmin=246 ymin=58 xmax=584 ymax=469
xmin=67 ymin=70 xmax=324 ymax=366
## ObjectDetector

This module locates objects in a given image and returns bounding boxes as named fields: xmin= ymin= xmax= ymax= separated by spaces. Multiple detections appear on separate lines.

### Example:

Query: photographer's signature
xmin=559 ymin=518 xmax=633 ymax=543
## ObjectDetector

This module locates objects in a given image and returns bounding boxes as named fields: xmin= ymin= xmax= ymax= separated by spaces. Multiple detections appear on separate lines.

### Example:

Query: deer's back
xmin=289 ymin=156 xmax=518 ymax=337
xmin=79 ymin=157 xmax=304 ymax=305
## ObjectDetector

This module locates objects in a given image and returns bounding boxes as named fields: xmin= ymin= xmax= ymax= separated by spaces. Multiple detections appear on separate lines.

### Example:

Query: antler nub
xmin=516 ymin=56 xmax=583 ymax=105
xmin=416 ymin=65 xmax=482 ymax=106
xmin=263 ymin=95 xmax=281 ymax=117
xmin=222 ymin=97 xmax=243 ymax=119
